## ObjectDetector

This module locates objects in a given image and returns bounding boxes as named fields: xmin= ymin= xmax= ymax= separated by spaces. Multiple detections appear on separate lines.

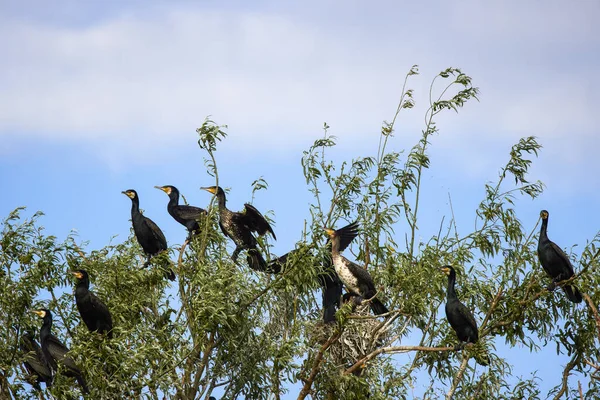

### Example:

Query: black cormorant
xmin=122 ymin=189 xmax=175 ymax=281
xmin=202 ymin=186 xmax=276 ymax=271
xmin=20 ymin=332 xmax=52 ymax=390
xmin=32 ymin=309 xmax=89 ymax=394
xmin=324 ymin=222 xmax=388 ymax=316
xmin=441 ymin=265 xmax=488 ymax=366
xmin=441 ymin=266 xmax=479 ymax=345
xmin=537 ymin=210 xmax=582 ymax=303
xmin=155 ymin=185 xmax=207 ymax=239
xmin=72 ymin=269 xmax=113 ymax=338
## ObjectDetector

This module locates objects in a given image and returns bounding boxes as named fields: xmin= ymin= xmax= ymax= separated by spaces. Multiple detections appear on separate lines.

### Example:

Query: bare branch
xmin=446 ymin=354 xmax=469 ymax=400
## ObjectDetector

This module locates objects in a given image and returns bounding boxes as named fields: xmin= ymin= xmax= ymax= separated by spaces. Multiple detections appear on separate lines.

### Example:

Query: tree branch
xmin=297 ymin=330 xmax=342 ymax=400
xmin=552 ymin=353 xmax=578 ymax=400
xmin=344 ymin=345 xmax=455 ymax=376
xmin=582 ymin=293 xmax=600 ymax=342
xmin=446 ymin=354 xmax=469 ymax=400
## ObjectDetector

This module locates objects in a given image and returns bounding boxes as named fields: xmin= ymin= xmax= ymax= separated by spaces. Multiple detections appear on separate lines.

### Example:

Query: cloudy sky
xmin=1 ymin=0 xmax=598 ymax=397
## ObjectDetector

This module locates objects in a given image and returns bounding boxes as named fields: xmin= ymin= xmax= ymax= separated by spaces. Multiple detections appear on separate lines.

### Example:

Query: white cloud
xmin=0 ymin=1 xmax=598 ymax=174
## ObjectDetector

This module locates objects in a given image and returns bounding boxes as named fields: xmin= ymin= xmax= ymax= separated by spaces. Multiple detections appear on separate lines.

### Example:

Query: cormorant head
xmin=540 ymin=210 xmax=549 ymax=220
xmin=122 ymin=189 xmax=138 ymax=199
xmin=71 ymin=269 xmax=90 ymax=285
xmin=31 ymin=309 xmax=51 ymax=320
xmin=201 ymin=186 xmax=225 ymax=196
xmin=155 ymin=185 xmax=179 ymax=198
xmin=323 ymin=227 xmax=336 ymax=238
xmin=440 ymin=265 xmax=455 ymax=276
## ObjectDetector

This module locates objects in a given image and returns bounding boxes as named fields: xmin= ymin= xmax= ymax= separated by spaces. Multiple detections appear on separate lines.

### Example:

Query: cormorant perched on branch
xmin=537 ymin=210 xmax=582 ymax=303
xmin=122 ymin=189 xmax=175 ymax=281
xmin=72 ymin=269 xmax=113 ymax=338
xmin=202 ymin=186 xmax=276 ymax=271
xmin=268 ymin=245 xmax=343 ymax=323
xmin=32 ymin=309 xmax=89 ymax=394
xmin=324 ymin=222 xmax=388 ymax=316
xmin=20 ymin=332 xmax=52 ymax=390
xmin=441 ymin=265 xmax=488 ymax=366
xmin=155 ymin=185 xmax=207 ymax=239
xmin=441 ymin=266 xmax=478 ymax=345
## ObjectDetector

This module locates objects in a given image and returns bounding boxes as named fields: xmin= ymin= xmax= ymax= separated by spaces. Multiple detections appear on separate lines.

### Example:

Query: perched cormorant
xmin=32 ymin=309 xmax=89 ymax=394
xmin=324 ymin=222 xmax=388 ymax=316
xmin=155 ymin=185 xmax=207 ymax=239
xmin=441 ymin=265 xmax=489 ymax=366
xmin=202 ymin=186 xmax=276 ymax=271
xmin=537 ymin=210 xmax=582 ymax=303
xmin=268 ymin=246 xmax=343 ymax=323
xmin=20 ymin=332 xmax=52 ymax=390
xmin=441 ymin=266 xmax=478 ymax=345
xmin=72 ymin=269 xmax=113 ymax=338
xmin=122 ymin=189 xmax=175 ymax=281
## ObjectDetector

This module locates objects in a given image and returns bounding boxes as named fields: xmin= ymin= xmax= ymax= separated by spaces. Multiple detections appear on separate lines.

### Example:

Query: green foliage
xmin=1 ymin=66 xmax=599 ymax=400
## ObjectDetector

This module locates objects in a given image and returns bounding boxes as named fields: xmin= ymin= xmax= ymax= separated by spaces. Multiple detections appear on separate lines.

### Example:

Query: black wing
xmin=345 ymin=258 xmax=376 ymax=293
xmin=143 ymin=217 xmax=168 ymax=250
xmin=336 ymin=221 xmax=359 ymax=253
xmin=21 ymin=335 xmax=52 ymax=380
xmin=550 ymin=241 xmax=576 ymax=276
xmin=46 ymin=336 xmax=80 ymax=372
xmin=242 ymin=203 xmax=276 ymax=239
xmin=174 ymin=205 xmax=206 ymax=220
xmin=90 ymin=293 xmax=114 ymax=334
xmin=456 ymin=302 xmax=478 ymax=332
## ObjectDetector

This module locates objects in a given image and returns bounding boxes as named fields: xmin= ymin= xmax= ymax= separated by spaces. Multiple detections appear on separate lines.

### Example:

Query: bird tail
xmin=159 ymin=258 xmax=176 ymax=281
xmin=77 ymin=375 xmax=90 ymax=394
xmin=165 ymin=267 xmax=176 ymax=281
xmin=246 ymin=248 xmax=267 ymax=271
xmin=563 ymin=284 xmax=583 ymax=303
xmin=322 ymin=280 xmax=343 ymax=324
xmin=370 ymin=298 xmax=389 ymax=315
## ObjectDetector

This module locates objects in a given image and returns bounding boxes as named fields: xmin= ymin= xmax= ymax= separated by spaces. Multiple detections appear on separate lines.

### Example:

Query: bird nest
xmin=320 ymin=302 xmax=392 ymax=369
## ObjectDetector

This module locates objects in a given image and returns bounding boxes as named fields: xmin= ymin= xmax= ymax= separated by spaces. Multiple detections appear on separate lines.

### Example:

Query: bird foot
xmin=454 ymin=343 xmax=465 ymax=351
xmin=546 ymin=282 xmax=557 ymax=292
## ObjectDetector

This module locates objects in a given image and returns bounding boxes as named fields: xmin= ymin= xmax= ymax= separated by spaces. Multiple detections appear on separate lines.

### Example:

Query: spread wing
xmin=143 ymin=217 xmax=167 ymax=250
xmin=242 ymin=204 xmax=276 ymax=239
xmin=550 ymin=241 xmax=576 ymax=275
xmin=175 ymin=205 xmax=206 ymax=220
xmin=336 ymin=221 xmax=359 ymax=253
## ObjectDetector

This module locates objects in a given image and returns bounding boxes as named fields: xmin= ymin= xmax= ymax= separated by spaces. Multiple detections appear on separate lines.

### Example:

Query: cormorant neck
xmin=40 ymin=317 xmax=52 ymax=341
xmin=216 ymin=190 xmax=227 ymax=209
xmin=540 ymin=218 xmax=549 ymax=242
xmin=75 ymin=279 xmax=90 ymax=293
xmin=330 ymin=237 xmax=341 ymax=256
xmin=130 ymin=197 xmax=140 ymax=216
xmin=447 ymin=270 xmax=457 ymax=301
xmin=168 ymin=192 xmax=179 ymax=208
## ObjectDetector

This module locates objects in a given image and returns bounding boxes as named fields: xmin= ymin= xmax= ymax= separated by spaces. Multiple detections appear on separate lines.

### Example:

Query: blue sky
xmin=1 ymin=0 xmax=599 ymax=397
